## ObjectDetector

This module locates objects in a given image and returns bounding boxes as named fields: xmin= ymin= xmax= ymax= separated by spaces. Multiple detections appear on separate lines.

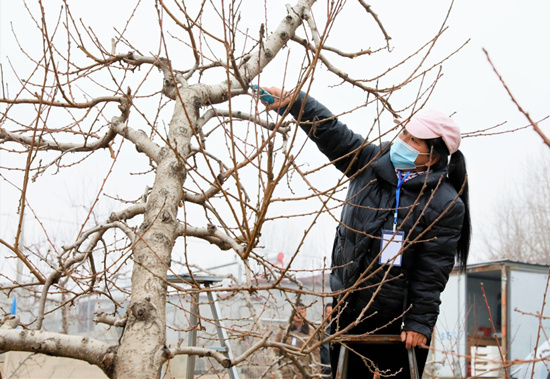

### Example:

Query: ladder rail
xmin=206 ymin=290 xmax=239 ymax=379
xmin=170 ymin=275 xmax=240 ymax=379
xmin=186 ymin=293 xmax=200 ymax=379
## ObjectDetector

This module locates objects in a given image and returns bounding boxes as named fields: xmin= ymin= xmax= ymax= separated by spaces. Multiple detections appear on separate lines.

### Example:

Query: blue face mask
xmin=390 ymin=138 xmax=425 ymax=170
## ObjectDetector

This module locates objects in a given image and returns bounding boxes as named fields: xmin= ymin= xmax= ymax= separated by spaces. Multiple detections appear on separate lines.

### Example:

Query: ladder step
xmin=205 ymin=346 xmax=228 ymax=353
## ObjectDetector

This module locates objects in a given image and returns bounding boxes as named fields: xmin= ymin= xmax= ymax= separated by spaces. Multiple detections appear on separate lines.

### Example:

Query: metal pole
xmin=186 ymin=293 xmax=200 ymax=379
xmin=335 ymin=345 xmax=348 ymax=379
xmin=501 ymin=264 xmax=508 ymax=375
xmin=206 ymin=290 xmax=239 ymax=379
xmin=408 ymin=347 xmax=419 ymax=379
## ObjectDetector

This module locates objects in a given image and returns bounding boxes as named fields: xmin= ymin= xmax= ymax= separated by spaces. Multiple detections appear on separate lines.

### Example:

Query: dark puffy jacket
xmin=285 ymin=93 xmax=464 ymax=339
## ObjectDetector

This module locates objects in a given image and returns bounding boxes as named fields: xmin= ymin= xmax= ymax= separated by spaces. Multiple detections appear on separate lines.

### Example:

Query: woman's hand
xmin=400 ymin=330 xmax=428 ymax=349
xmin=257 ymin=86 xmax=293 ymax=111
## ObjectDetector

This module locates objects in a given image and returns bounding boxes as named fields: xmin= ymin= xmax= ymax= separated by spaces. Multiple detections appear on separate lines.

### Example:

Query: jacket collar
xmin=371 ymin=145 xmax=448 ymax=190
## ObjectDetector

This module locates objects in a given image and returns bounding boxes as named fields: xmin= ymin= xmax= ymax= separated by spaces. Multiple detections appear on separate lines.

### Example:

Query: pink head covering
xmin=397 ymin=110 xmax=461 ymax=154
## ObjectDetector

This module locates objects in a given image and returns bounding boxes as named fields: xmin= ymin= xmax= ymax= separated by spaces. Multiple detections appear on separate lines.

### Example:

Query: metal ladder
xmin=334 ymin=334 xmax=419 ymax=379
xmin=167 ymin=274 xmax=239 ymax=379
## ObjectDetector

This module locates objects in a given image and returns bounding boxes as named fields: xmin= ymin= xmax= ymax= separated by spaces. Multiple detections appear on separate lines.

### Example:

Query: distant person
xmin=274 ymin=303 xmax=321 ymax=379
xmin=260 ymin=87 xmax=471 ymax=378
xmin=319 ymin=303 xmax=333 ymax=377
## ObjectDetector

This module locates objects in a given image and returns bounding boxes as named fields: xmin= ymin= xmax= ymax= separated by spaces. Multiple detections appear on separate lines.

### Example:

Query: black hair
xmin=290 ymin=321 xmax=310 ymax=334
xmin=324 ymin=303 xmax=332 ymax=310
xmin=290 ymin=302 xmax=309 ymax=334
xmin=425 ymin=137 xmax=471 ymax=270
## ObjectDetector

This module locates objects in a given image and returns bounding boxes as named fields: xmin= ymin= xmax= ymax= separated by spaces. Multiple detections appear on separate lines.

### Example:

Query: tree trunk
xmin=112 ymin=1 xmax=312 ymax=374
xmin=114 ymin=97 xmax=194 ymax=378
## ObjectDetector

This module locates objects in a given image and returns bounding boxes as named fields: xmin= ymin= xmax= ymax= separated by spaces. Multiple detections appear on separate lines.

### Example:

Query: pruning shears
xmin=252 ymin=84 xmax=275 ymax=105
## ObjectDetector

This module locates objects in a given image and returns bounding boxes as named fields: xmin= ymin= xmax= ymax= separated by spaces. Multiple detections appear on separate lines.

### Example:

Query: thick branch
xmin=184 ymin=187 xmax=221 ymax=206
xmin=108 ymin=203 xmax=147 ymax=222
xmin=0 ymin=128 xmax=117 ymax=152
xmin=194 ymin=0 xmax=316 ymax=106
xmin=0 ymin=329 xmax=115 ymax=375
xmin=109 ymin=119 xmax=162 ymax=163
xmin=167 ymin=333 xmax=271 ymax=369
xmin=94 ymin=312 xmax=128 ymax=327
xmin=167 ymin=345 xmax=230 ymax=368
xmin=0 ymin=95 xmax=122 ymax=109
xmin=176 ymin=223 xmax=245 ymax=257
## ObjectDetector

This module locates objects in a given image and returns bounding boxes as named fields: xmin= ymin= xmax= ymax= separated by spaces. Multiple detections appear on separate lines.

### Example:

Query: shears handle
xmin=252 ymin=84 xmax=275 ymax=104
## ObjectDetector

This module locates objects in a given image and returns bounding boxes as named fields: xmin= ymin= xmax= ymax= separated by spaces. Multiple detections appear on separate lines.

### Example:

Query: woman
xmin=261 ymin=88 xmax=471 ymax=378
xmin=274 ymin=303 xmax=321 ymax=379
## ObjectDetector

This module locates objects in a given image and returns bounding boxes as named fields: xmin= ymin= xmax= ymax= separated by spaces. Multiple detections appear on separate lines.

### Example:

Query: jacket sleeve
xmin=402 ymin=197 xmax=465 ymax=339
xmin=283 ymin=91 xmax=376 ymax=177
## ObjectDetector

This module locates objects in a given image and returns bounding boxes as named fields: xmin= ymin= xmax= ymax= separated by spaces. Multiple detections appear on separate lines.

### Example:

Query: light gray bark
xmin=0 ymin=329 xmax=115 ymax=376
xmin=114 ymin=97 xmax=190 ymax=378
xmin=112 ymin=1 xmax=315 ymax=377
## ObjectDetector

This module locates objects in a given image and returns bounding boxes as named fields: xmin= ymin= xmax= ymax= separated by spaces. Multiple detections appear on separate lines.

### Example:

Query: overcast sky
xmin=0 ymin=0 xmax=549 ymax=274
xmin=397 ymin=0 xmax=550 ymax=261
xmin=281 ymin=0 xmax=550 ymax=262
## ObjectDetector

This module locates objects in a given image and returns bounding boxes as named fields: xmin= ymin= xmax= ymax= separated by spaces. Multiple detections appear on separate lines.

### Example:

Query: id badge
xmin=379 ymin=229 xmax=404 ymax=267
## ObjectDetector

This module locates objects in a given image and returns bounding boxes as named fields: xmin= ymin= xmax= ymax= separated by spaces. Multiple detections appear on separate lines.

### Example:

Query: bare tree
xmin=483 ymin=147 xmax=550 ymax=264
xmin=0 ymin=1 xmax=472 ymax=378
xmin=482 ymin=50 xmax=550 ymax=265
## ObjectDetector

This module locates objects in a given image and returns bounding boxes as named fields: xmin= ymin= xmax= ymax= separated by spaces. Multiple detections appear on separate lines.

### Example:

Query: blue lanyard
xmin=393 ymin=171 xmax=411 ymax=231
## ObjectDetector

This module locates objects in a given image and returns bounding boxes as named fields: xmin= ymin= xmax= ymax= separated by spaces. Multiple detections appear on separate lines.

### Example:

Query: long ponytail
xmin=448 ymin=150 xmax=471 ymax=269
xmin=426 ymin=139 xmax=471 ymax=270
